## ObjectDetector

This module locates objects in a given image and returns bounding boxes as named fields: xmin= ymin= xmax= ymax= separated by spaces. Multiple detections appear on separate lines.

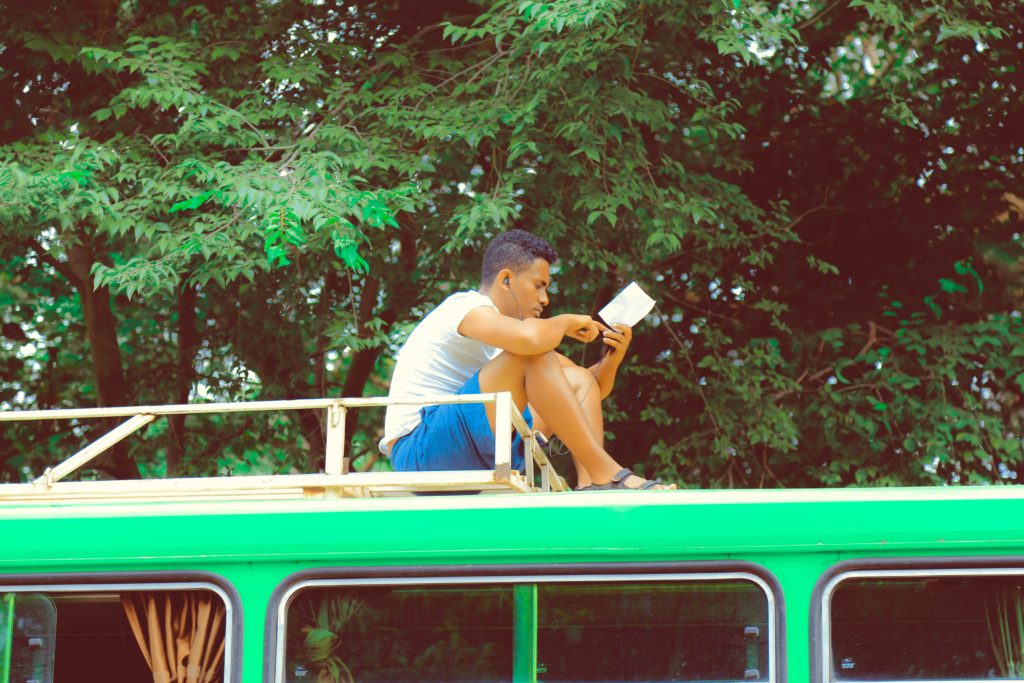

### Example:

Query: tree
xmin=1 ymin=0 xmax=1021 ymax=487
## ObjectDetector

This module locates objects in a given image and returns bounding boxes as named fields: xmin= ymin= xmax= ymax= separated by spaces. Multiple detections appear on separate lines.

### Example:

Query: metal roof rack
xmin=0 ymin=392 xmax=569 ymax=503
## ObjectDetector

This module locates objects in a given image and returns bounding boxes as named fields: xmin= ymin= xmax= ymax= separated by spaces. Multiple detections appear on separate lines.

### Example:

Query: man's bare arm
xmin=588 ymin=324 xmax=633 ymax=398
xmin=458 ymin=306 xmax=606 ymax=356
xmin=588 ymin=357 xmax=617 ymax=399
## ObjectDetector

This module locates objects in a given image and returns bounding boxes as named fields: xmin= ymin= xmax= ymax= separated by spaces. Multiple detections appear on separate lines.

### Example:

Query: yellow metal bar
xmin=324 ymin=403 xmax=347 ymax=475
xmin=494 ymin=392 xmax=512 ymax=482
xmin=0 ymin=393 xmax=500 ymax=422
xmin=0 ymin=389 xmax=569 ymax=500
xmin=33 ymin=413 xmax=156 ymax=486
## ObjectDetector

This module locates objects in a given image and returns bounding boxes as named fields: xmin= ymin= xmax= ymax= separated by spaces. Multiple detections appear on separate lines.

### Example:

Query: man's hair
xmin=481 ymin=229 xmax=558 ymax=285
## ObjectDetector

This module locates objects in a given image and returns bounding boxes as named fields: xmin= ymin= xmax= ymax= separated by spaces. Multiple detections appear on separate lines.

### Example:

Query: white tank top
xmin=379 ymin=291 xmax=500 ymax=455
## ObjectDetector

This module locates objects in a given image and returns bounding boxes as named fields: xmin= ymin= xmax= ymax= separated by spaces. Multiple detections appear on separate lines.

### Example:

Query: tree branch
xmin=28 ymin=238 xmax=85 ymax=290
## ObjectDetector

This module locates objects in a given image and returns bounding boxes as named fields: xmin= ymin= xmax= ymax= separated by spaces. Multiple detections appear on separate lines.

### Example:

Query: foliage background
xmin=1 ymin=0 xmax=1022 ymax=487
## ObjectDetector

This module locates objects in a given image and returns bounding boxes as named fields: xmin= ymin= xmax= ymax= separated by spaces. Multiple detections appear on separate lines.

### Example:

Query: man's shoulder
xmin=432 ymin=290 xmax=497 ymax=319
xmin=406 ymin=291 xmax=496 ymax=341
xmin=441 ymin=289 xmax=493 ymax=307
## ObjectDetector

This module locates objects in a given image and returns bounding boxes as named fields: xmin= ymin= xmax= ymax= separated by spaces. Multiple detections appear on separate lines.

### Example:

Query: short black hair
xmin=481 ymin=229 xmax=558 ymax=286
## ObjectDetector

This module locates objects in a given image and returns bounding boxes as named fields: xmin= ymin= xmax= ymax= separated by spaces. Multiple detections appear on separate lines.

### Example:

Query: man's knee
xmin=480 ymin=351 xmax=561 ymax=393
xmin=524 ymin=350 xmax=561 ymax=366
xmin=503 ymin=350 xmax=562 ymax=373
xmin=480 ymin=351 xmax=556 ymax=399
xmin=563 ymin=364 xmax=597 ymax=394
xmin=487 ymin=349 xmax=555 ymax=370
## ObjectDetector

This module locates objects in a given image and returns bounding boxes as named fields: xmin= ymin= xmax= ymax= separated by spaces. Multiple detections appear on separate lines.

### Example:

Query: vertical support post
xmin=494 ymin=392 xmax=512 ymax=482
xmin=512 ymin=583 xmax=538 ymax=683
xmin=524 ymin=432 xmax=535 ymax=490
xmin=324 ymin=402 xmax=347 ymax=475
xmin=2 ymin=592 xmax=14 ymax=683
xmin=538 ymin=440 xmax=551 ymax=492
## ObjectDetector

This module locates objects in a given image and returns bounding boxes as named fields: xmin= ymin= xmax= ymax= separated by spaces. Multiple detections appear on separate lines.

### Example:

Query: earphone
xmin=503 ymin=275 xmax=523 ymax=320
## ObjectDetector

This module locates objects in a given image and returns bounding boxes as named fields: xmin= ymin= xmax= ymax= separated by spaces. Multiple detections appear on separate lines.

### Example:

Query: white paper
xmin=598 ymin=281 xmax=656 ymax=328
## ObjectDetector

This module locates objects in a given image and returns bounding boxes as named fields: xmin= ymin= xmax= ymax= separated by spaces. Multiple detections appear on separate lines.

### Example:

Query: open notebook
xmin=597 ymin=281 xmax=656 ymax=328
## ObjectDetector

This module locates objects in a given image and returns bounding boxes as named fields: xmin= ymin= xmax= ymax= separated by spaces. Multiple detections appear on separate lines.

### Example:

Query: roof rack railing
xmin=0 ymin=393 xmax=569 ymax=502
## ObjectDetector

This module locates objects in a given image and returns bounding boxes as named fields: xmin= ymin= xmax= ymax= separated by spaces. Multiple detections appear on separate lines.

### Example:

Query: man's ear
xmin=499 ymin=269 xmax=513 ymax=288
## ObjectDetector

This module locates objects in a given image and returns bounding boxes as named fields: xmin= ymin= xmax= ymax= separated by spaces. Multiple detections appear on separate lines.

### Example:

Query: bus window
xmin=281 ymin=575 xmax=773 ymax=682
xmin=284 ymin=584 xmax=514 ymax=682
xmin=0 ymin=588 xmax=227 ymax=683
xmin=536 ymin=580 xmax=769 ymax=682
xmin=828 ymin=572 xmax=1024 ymax=680
xmin=2 ymin=593 xmax=56 ymax=683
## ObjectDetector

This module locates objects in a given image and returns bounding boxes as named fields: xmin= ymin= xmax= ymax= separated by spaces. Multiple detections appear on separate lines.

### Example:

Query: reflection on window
xmin=1 ymin=593 xmax=56 ymax=683
xmin=830 ymin=575 xmax=1024 ymax=680
xmin=285 ymin=585 xmax=513 ymax=682
xmin=0 ymin=589 xmax=226 ymax=683
xmin=537 ymin=581 xmax=769 ymax=682
xmin=284 ymin=578 xmax=770 ymax=682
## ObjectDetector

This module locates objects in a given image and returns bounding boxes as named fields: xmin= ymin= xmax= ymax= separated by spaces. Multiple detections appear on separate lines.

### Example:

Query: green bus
xmin=3 ymin=396 xmax=1024 ymax=683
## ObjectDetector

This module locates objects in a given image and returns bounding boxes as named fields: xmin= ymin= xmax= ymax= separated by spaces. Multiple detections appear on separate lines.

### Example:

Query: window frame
xmin=0 ymin=570 xmax=242 ymax=683
xmin=267 ymin=561 xmax=785 ymax=683
xmin=812 ymin=557 xmax=1024 ymax=683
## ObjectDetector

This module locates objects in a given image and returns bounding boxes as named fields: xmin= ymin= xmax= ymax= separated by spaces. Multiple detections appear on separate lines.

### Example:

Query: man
xmin=379 ymin=229 xmax=672 ymax=490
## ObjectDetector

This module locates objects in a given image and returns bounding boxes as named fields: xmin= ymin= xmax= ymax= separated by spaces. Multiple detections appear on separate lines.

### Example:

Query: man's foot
xmin=577 ymin=468 xmax=676 ymax=491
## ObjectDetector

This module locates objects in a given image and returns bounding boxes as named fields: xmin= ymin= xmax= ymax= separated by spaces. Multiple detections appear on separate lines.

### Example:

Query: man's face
xmin=508 ymin=258 xmax=551 ymax=318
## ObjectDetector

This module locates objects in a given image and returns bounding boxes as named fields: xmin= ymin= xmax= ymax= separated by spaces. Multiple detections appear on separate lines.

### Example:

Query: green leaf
xmin=923 ymin=295 xmax=942 ymax=321
xmin=939 ymin=278 xmax=967 ymax=294
xmin=169 ymin=190 xmax=215 ymax=213
xmin=953 ymin=259 xmax=984 ymax=294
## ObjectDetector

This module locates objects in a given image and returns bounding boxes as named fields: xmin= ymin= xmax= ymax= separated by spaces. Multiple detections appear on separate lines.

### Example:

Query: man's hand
xmin=601 ymin=323 xmax=633 ymax=362
xmin=565 ymin=314 xmax=608 ymax=343
xmin=460 ymin=308 xmax=609 ymax=356
xmin=588 ymin=323 xmax=632 ymax=399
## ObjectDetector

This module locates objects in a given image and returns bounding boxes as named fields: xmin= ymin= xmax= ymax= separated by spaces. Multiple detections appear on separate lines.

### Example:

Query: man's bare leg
xmin=531 ymin=364 xmax=602 ymax=487
xmin=478 ymin=351 xmax=623 ymax=484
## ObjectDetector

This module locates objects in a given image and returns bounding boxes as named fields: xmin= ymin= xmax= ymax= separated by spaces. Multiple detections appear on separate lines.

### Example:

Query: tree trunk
xmin=297 ymin=270 xmax=348 ymax=472
xmin=66 ymin=239 xmax=140 ymax=479
xmin=167 ymin=281 xmax=199 ymax=477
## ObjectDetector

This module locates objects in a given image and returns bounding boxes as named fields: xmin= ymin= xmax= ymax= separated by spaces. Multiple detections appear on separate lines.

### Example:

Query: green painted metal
xmin=5 ymin=489 xmax=1024 ymax=564
xmin=513 ymin=583 xmax=538 ymax=683
xmin=1 ymin=593 xmax=13 ymax=683
xmin=0 ymin=486 xmax=1023 ymax=681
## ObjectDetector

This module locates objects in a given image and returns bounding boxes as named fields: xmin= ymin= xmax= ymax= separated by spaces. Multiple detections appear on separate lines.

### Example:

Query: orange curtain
xmin=122 ymin=591 xmax=226 ymax=683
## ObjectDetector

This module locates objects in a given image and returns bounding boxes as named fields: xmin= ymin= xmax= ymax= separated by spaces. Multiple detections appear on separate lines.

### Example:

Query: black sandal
xmin=577 ymin=468 xmax=672 ymax=491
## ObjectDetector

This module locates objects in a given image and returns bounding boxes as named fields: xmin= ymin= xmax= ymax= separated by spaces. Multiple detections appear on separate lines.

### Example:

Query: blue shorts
xmin=391 ymin=372 xmax=532 ymax=472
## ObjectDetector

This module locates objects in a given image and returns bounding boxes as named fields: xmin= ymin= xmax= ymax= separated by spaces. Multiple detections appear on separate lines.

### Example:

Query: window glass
xmin=283 ymin=578 xmax=770 ymax=683
xmin=0 ymin=588 xmax=226 ymax=683
xmin=830 ymin=574 xmax=1024 ymax=680
xmin=2 ymin=593 xmax=56 ymax=683
xmin=284 ymin=585 xmax=513 ymax=682
xmin=537 ymin=580 xmax=769 ymax=682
